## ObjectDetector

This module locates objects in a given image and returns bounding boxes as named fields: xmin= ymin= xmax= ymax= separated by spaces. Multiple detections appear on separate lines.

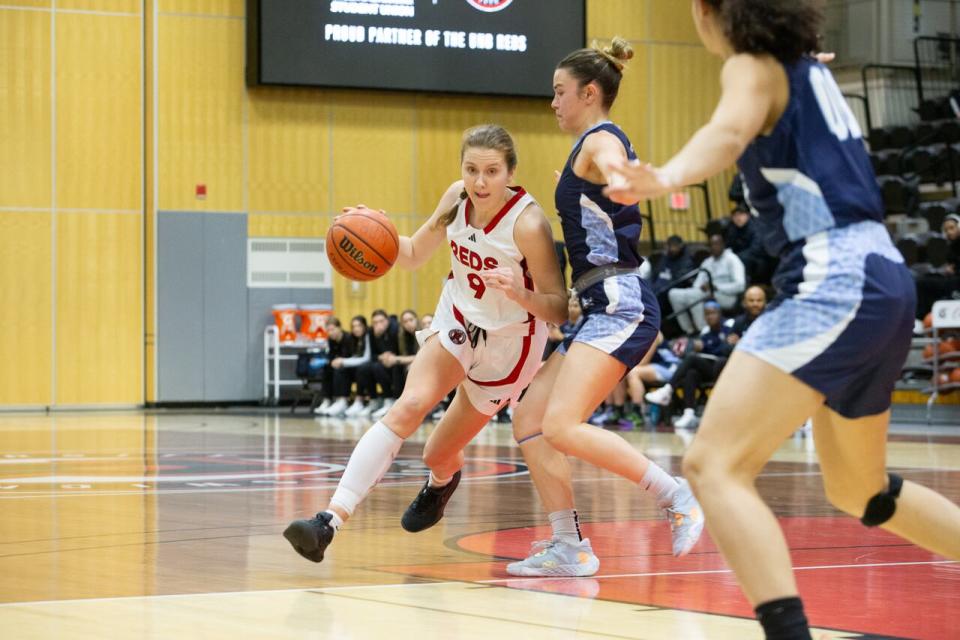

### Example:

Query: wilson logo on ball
xmin=465 ymin=0 xmax=514 ymax=12
xmin=338 ymin=236 xmax=378 ymax=273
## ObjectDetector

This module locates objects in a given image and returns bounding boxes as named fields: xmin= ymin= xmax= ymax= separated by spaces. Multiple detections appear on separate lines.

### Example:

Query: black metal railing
xmin=915 ymin=36 xmax=960 ymax=104
xmin=861 ymin=64 xmax=923 ymax=132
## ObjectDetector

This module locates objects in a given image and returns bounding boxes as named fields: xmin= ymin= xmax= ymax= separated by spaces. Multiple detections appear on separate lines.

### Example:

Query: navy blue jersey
xmin=738 ymin=57 xmax=883 ymax=260
xmin=555 ymin=121 xmax=644 ymax=282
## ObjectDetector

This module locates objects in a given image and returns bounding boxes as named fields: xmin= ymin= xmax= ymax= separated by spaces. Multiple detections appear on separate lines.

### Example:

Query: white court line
xmin=479 ymin=559 xmax=960 ymax=585
xmin=0 ymin=580 xmax=463 ymax=608
xmin=1 ymin=559 xmax=956 ymax=609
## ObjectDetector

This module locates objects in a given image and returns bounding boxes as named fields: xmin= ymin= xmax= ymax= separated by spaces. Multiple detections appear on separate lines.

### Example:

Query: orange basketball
xmin=326 ymin=208 xmax=399 ymax=282
xmin=951 ymin=368 xmax=960 ymax=384
xmin=923 ymin=312 xmax=934 ymax=329
xmin=924 ymin=343 xmax=935 ymax=360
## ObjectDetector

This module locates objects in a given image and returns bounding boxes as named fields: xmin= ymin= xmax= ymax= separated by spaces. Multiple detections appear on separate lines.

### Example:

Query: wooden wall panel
xmin=0 ymin=9 xmax=51 ymax=209
xmin=56 ymin=12 xmax=141 ymax=211
xmin=0 ymin=213 xmax=53 ymax=406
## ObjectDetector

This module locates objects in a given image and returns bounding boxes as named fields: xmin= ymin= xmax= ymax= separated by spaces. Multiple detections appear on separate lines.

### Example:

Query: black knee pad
xmin=861 ymin=473 xmax=904 ymax=527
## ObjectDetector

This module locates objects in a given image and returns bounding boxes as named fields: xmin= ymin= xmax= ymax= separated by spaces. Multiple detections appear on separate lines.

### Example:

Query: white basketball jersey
xmin=443 ymin=187 xmax=536 ymax=332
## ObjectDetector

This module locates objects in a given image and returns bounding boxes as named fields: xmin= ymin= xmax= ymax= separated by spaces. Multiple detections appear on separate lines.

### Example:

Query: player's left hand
xmin=480 ymin=266 xmax=526 ymax=302
xmin=604 ymin=159 xmax=673 ymax=204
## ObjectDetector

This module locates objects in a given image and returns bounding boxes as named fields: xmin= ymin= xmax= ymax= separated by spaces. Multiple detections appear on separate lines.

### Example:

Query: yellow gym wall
xmin=0 ymin=1 xmax=143 ymax=408
xmin=151 ymin=0 xmax=730 ymax=386
xmin=1 ymin=0 xmax=731 ymax=406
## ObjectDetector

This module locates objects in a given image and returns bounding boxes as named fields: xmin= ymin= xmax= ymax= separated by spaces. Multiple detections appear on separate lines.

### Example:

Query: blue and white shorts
xmin=738 ymin=221 xmax=915 ymax=418
xmin=560 ymin=274 xmax=661 ymax=370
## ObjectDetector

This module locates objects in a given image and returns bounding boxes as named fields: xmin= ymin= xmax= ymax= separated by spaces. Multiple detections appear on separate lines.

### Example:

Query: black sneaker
xmin=400 ymin=470 xmax=461 ymax=533
xmin=283 ymin=511 xmax=335 ymax=563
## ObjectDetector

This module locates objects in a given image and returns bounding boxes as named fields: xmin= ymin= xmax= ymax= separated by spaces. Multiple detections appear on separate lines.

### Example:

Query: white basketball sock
xmin=329 ymin=421 xmax=403 ymax=518
xmin=324 ymin=510 xmax=344 ymax=532
xmin=548 ymin=509 xmax=583 ymax=545
xmin=428 ymin=471 xmax=452 ymax=488
xmin=640 ymin=462 xmax=680 ymax=507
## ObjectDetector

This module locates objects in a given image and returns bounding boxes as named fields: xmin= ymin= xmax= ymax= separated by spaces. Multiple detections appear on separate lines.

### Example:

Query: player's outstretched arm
xmin=606 ymin=54 xmax=778 ymax=203
xmin=394 ymin=180 xmax=464 ymax=270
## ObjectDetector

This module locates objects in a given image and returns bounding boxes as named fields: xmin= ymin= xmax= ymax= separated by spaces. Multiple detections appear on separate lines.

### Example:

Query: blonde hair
xmin=434 ymin=124 xmax=519 ymax=229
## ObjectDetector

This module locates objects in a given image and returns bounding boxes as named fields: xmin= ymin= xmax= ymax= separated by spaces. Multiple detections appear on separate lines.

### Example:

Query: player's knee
xmin=681 ymin=444 xmax=710 ymax=489
xmin=824 ymin=473 xmax=901 ymax=525
xmin=541 ymin=415 xmax=576 ymax=453
xmin=511 ymin=403 xmax=538 ymax=442
xmin=386 ymin=394 xmax=430 ymax=432
xmin=682 ymin=439 xmax=752 ymax=490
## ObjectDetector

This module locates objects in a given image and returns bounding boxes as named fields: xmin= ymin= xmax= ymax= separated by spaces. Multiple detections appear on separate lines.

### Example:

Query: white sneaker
xmin=358 ymin=399 xmax=379 ymax=417
xmin=662 ymin=478 xmax=705 ymax=557
xmin=673 ymin=408 xmax=699 ymax=429
xmin=645 ymin=384 xmax=673 ymax=406
xmin=372 ymin=399 xmax=394 ymax=420
xmin=506 ymin=537 xmax=600 ymax=577
xmin=344 ymin=399 xmax=365 ymax=417
xmin=313 ymin=398 xmax=332 ymax=415
xmin=323 ymin=398 xmax=347 ymax=416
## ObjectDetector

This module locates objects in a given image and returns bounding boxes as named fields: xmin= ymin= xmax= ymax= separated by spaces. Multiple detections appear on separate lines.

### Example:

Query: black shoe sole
xmin=401 ymin=471 xmax=461 ymax=533
xmin=283 ymin=520 xmax=330 ymax=563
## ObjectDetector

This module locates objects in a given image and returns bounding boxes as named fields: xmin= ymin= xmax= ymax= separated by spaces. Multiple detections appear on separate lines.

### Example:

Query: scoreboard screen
xmin=247 ymin=0 xmax=586 ymax=98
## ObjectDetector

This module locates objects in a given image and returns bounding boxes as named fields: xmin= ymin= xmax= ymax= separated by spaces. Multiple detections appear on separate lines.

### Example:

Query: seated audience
xmin=645 ymin=301 xmax=733 ymax=429
xmin=669 ymin=234 xmax=746 ymax=334
xmin=916 ymin=213 xmax=960 ymax=318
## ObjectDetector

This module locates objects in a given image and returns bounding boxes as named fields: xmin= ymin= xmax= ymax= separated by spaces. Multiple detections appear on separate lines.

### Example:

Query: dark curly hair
xmin=703 ymin=0 xmax=823 ymax=63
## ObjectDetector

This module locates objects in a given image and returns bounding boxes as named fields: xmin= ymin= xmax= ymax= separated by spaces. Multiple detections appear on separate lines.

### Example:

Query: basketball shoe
xmin=400 ymin=470 xmax=461 ymax=532
xmin=662 ymin=478 xmax=704 ymax=557
xmin=506 ymin=538 xmax=600 ymax=577
xmin=283 ymin=512 xmax=335 ymax=563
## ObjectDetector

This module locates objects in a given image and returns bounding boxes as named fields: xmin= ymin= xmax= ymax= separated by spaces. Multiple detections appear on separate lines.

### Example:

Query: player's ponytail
xmin=702 ymin=0 xmax=822 ymax=63
xmin=434 ymin=124 xmax=519 ymax=229
xmin=558 ymin=36 xmax=633 ymax=110
xmin=435 ymin=190 xmax=468 ymax=229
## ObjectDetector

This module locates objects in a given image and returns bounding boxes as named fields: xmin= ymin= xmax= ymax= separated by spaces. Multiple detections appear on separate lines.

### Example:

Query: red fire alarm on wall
xmin=196 ymin=184 xmax=207 ymax=200
xmin=668 ymin=191 xmax=690 ymax=211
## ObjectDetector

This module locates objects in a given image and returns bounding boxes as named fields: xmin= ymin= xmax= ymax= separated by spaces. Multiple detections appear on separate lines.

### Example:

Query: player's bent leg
xmin=284 ymin=336 xmax=465 ymax=562
xmin=401 ymin=389 xmax=491 ymax=533
xmin=540 ymin=343 xmax=644 ymax=480
xmin=682 ymin=351 xmax=824 ymax=606
xmin=382 ymin=335 xmax=465 ymax=439
xmin=505 ymin=351 xmax=599 ymax=576
xmin=813 ymin=406 xmax=960 ymax=560
xmin=513 ymin=352 xmax=576 ymax=513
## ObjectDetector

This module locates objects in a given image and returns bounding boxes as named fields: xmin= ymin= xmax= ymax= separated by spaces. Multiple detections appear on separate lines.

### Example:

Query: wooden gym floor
xmin=0 ymin=411 xmax=957 ymax=639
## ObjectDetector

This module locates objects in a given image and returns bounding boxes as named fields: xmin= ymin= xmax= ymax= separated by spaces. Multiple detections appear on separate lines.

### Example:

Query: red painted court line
xmin=379 ymin=517 xmax=958 ymax=640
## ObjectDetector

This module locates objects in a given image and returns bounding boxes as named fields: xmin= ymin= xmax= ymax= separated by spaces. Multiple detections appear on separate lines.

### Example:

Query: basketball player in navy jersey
xmin=606 ymin=2 xmax=960 ymax=638
xmin=402 ymin=39 xmax=706 ymax=577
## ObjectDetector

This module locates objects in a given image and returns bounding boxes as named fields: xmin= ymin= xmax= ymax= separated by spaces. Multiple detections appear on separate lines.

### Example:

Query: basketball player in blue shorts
xmin=607 ymin=2 xmax=960 ymax=638
xmin=402 ymin=38 xmax=706 ymax=577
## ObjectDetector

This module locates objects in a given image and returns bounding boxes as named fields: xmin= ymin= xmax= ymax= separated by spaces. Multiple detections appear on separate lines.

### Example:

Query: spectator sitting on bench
xmin=725 ymin=204 xmax=775 ymax=285
xmin=668 ymin=233 xmax=746 ymax=334
xmin=724 ymin=285 xmax=768 ymax=346
xmin=317 ymin=316 xmax=370 ymax=417
xmin=371 ymin=309 xmax=421 ymax=420
xmin=626 ymin=333 xmax=681 ymax=424
xmin=641 ymin=234 xmax=695 ymax=318
xmin=916 ymin=213 xmax=960 ymax=318
xmin=644 ymin=301 xmax=733 ymax=429
xmin=356 ymin=309 xmax=399 ymax=418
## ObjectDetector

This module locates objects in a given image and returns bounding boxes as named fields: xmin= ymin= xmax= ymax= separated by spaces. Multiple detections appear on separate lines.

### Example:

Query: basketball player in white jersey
xmin=283 ymin=124 xmax=568 ymax=563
